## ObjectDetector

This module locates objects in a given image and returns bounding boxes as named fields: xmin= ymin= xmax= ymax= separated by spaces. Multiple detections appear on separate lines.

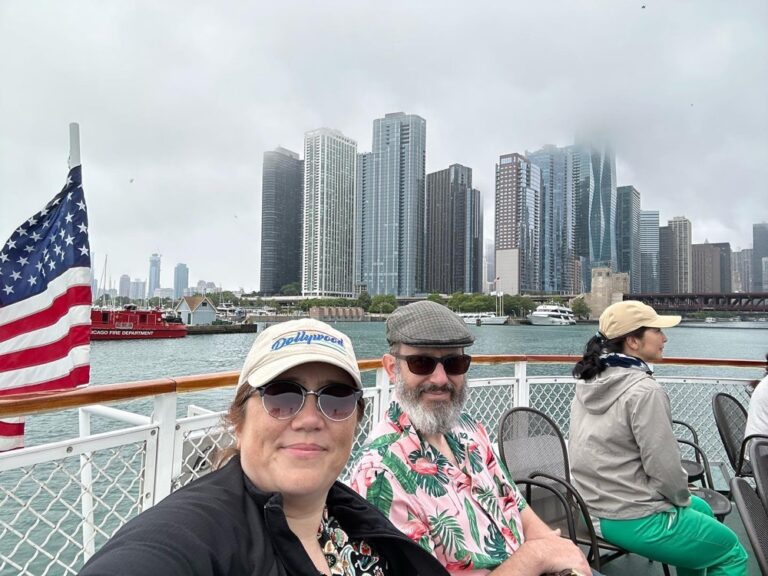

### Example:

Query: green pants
xmin=599 ymin=496 xmax=748 ymax=576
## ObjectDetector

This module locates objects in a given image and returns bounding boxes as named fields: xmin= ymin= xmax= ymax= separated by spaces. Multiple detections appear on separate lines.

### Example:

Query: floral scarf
xmin=317 ymin=507 xmax=388 ymax=576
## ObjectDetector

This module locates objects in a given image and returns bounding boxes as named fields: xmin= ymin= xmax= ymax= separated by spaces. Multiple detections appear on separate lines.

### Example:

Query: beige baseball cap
xmin=237 ymin=319 xmax=362 ymax=391
xmin=599 ymin=300 xmax=681 ymax=340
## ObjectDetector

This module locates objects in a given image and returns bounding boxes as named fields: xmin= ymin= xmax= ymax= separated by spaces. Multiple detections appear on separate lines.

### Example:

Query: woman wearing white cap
xmin=569 ymin=301 xmax=747 ymax=576
xmin=79 ymin=319 xmax=448 ymax=576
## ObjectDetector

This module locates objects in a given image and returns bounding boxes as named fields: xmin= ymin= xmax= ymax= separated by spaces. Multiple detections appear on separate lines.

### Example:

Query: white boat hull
xmin=528 ymin=315 xmax=575 ymax=326
xmin=458 ymin=314 xmax=508 ymax=325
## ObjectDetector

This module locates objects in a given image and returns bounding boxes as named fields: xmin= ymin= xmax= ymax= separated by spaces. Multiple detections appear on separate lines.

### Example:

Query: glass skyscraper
xmin=302 ymin=128 xmax=357 ymax=298
xmin=616 ymin=185 xmax=641 ymax=293
xmin=173 ymin=263 xmax=189 ymax=300
xmin=424 ymin=164 xmax=482 ymax=294
xmin=572 ymin=142 xmax=617 ymax=291
xmin=639 ymin=210 xmax=660 ymax=293
xmin=147 ymin=253 xmax=161 ymax=298
xmin=527 ymin=145 xmax=575 ymax=294
xmin=752 ymin=222 xmax=768 ymax=292
xmin=260 ymin=147 xmax=303 ymax=296
xmin=357 ymin=112 xmax=426 ymax=296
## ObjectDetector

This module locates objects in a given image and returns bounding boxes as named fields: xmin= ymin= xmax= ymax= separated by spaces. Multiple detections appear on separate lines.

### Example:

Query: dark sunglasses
xmin=392 ymin=353 xmax=472 ymax=376
xmin=252 ymin=380 xmax=363 ymax=421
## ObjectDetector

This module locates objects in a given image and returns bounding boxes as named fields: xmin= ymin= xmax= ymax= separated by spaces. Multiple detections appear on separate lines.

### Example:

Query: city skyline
xmin=1 ymin=1 xmax=766 ymax=290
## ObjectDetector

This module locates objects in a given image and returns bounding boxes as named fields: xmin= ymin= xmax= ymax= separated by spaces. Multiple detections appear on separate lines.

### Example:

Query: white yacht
xmin=527 ymin=304 xmax=577 ymax=326
xmin=457 ymin=312 xmax=509 ymax=325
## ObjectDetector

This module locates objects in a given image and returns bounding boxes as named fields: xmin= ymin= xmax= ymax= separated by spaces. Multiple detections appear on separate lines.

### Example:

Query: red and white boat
xmin=90 ymin=304 xmax=187 ymax=340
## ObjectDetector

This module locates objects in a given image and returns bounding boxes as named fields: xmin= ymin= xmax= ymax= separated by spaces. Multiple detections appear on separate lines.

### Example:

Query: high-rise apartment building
xmin=495 ymin=153 xmax=541 ymax=295
xmin=692 ymin=243 xmax=722 ymax=293
xmin=148 ymin=253 xmax=161 ymax=298
xmin=752 ymin=222 xmax=768 ymax=292
xmin=527 ymin=145 xmax=575 ymax=294
xmin=639 ymin=210 xmax=660 ymax=293
xmin=572 ymin=142 xmax=617 ymax=291
xmin=129 ymin=279 xmax=146 ymax=301
xmin=659 ymin=217 xmax=692 ymax=293
xmin=424 ymin=164 xmax=482 ymax=294
xmin=616 ymin=185 xmax=641 ymax=293
xmin=302 ymin=128 xmax=357 ymax=297
xmin=174 ymin=263 xmax=189 ymax=300
xmin=357 ymin=112 xmax=427 ymax=296
xmin=732 ymin=248 xmax=753 ymax=292
xmin=118 ymin=274 xmax=131 ymax=299
xmin=260 ymin=147 xmax=304 ymax=295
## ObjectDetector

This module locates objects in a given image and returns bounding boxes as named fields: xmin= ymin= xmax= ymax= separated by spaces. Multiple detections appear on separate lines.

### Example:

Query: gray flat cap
xmin=386 ymin=301 xmax=475 ymax=348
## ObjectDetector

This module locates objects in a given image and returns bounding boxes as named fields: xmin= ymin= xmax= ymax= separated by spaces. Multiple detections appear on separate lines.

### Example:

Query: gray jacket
xmin=569 ymin=366 xmax=690 ymax=521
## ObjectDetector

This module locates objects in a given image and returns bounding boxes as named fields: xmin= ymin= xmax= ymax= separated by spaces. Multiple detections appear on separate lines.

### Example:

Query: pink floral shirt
xmin=349 ymin=400 xmax=527 ymax=576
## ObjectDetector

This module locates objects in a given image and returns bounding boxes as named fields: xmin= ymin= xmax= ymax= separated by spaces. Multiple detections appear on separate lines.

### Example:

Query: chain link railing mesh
xmin=0 ymin=442 xmax=146 ymax=576
xmin=0 ymin=371 xmax=758 ymax=575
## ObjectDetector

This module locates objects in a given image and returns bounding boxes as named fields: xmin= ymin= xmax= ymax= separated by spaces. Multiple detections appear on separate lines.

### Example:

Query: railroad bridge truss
xmin=630 ymin=292 xmax=768 ymax=313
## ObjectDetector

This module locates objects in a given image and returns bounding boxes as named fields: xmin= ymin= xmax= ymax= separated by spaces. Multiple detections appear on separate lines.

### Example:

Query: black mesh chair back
xmin=730 ymin=477 xmax=768 ymax=575
xmin=712 ymin=392 xmax=753 ymax=477
xmin=751 ymin=438 xmax=768 ymax=512
xmin=497 ymin=407 xmax=570 ymax=483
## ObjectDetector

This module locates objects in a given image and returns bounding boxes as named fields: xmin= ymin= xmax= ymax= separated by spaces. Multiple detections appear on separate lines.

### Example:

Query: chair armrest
xmin=672 ymin=419 xmax=700 ymax=445
xmin=513 ymin=478 xmax=577 ymax=545
xmin=738 ymin=434 xmax=768 ymax=475
xmin=677 ymin=438 xmax=714 ymax=489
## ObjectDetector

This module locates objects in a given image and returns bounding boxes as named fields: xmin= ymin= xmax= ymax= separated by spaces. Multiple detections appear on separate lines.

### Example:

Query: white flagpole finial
xmin=68 ymin=123 xmax=81 ymax=169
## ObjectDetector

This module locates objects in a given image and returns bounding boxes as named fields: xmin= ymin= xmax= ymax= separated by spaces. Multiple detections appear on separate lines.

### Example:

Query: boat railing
xmin=0 ymin=355 xmax=762 ymax=576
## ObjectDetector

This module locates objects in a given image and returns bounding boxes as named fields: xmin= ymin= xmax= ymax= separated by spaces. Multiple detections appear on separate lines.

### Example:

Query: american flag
xmin=0 ymin=165 xmax=92 ymax=451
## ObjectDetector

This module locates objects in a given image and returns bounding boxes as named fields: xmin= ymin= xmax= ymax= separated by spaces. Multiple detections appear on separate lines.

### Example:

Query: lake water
xmin=22 ymin=321 xmax=768 ymax=447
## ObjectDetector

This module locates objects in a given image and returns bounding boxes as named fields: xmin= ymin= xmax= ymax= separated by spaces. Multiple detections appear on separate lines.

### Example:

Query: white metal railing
xmin=0 ymin=360 xmax=759 ymax=575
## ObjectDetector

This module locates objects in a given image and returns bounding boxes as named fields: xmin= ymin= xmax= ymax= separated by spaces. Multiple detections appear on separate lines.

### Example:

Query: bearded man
xmin=349 ymin=301 xmax=593 ymax=576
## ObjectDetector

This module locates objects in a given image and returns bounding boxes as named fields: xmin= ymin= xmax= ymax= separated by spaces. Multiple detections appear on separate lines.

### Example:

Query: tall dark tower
xmin=259 ymin=147 xmax=303 ymax=295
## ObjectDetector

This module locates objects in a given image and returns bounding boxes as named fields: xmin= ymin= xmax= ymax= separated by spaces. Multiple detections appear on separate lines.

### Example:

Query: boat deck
xmin=0 ymin=355 xmax=764 ymax=575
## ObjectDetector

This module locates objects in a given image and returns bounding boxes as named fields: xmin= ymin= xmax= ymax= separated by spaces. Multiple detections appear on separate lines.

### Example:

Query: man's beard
xmin=393 ymin=365 xmax=467 ymax=436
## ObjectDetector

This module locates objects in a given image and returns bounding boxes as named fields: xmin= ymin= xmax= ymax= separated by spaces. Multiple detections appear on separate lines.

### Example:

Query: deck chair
xmin=497 ymin=407 xmax=671 ymax=574
xmin=712 ymin=393 xmax=768 ymax=478
xmin=750 ymin=438 xmax=768 ymax=512
xmin=730 ymin=477 xmax=768 ymax=575
xmin=674 ymin=420 xmax=732 ymax=521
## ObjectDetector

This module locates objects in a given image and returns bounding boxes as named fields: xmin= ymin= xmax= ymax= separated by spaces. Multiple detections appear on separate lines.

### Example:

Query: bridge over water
xmin=629 ymin=292 xmax=768 ymax=313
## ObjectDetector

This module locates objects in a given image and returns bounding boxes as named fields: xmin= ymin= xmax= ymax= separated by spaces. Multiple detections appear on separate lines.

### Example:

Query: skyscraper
xmin=752 ymin=222 xmax=768 ymax=292
xmin=174 ymin=263 xmax=189 ymax=300
xmin=692 ymin=243 xmax=722 ymax=293
xmin=118 ymin=274 xmax=131 ymax=299
xmin=527 ymin=145 xmax=576 ymax=294
xmin=495 ymin=153 xmax=541 ymax=295
xmin=302 ymin=128 xmax=357 ymax=297
xmin=639 ymin=210 xmax=660 ymax=293
xmin=709 ymin=242 xmax=732 ymax=293
xmin=148 ymin=253 xmax=161 ymax=299
xmin=572 ymin=142 xmax=617 ymax=290
xmin=616 ymin=185 xmax=641 ymax=293
xmin=732 ymin=248 xmax=752 ymax=292
xmin=357 ymin=112 xmax=427 ymax=296
xmin=424 ymin=164 xmax=482 ymax=294
xmin=260 ymin=147 xmax=304 ymax=295
xmin=659 ymin=217 xmax=692 ymax=293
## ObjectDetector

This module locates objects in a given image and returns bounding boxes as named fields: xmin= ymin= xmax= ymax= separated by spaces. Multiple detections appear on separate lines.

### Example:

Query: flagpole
xmin=69 ymin=122 xmax=81 ymax=170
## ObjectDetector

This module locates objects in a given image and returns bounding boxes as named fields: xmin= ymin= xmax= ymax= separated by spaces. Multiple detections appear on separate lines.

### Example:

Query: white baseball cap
xmin=237 ymin=318 xmax=362 ymax=392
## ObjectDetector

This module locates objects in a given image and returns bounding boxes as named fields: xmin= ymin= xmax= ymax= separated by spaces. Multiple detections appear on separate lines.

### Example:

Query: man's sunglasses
xmin=391 ymin=353 xmax=472 ymax=376
xmin=251 ymin=380 xmax=363 ymax=421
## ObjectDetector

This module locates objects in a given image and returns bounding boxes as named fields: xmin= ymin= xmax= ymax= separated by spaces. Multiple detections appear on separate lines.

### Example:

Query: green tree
xmin=502 ymin=295 xmax=536 ymax=317
xmin=280 ymin=282 xmax=301 ymax=296
xmin=370 ymin=294 xmax=397 ymax=314
xmin=427 ymin=292 xmax=446 ymax=305
xmin=355 ymin=291 xmax=372 ymax=311
xmin=570 ymin=297 xmax=590 ymax=319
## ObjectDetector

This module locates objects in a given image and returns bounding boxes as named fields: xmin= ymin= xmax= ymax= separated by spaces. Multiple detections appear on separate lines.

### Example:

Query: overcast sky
xmin=1 ymin=1 xmax=766 ymax=292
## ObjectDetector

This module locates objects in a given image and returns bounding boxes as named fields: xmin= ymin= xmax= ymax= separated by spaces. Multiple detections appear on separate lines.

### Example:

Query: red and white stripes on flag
xmin=0 ymin=165 xmax=91 ymax=451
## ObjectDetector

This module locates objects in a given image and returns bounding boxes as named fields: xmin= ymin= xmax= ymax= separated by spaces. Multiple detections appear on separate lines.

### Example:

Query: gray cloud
xmin=1 ymin=0 xmax=766 ymax=291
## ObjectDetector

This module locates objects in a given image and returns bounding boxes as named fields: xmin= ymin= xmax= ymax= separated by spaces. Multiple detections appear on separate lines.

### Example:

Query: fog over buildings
xmin=1 ymin=1 xmax=766 ymax=291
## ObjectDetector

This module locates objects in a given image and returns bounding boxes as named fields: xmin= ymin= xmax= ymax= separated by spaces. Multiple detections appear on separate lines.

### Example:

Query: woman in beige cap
xmin=569 ymin=301 xmax=747 ymax=576
xmin=79 ymin=319 xmax=448 ymax=576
